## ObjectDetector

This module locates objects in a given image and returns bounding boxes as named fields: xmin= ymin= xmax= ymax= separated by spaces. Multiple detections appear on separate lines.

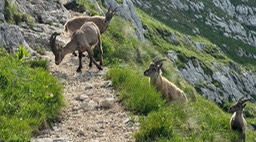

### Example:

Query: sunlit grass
xmin=0 ymin=49 xmax=64 ymax=141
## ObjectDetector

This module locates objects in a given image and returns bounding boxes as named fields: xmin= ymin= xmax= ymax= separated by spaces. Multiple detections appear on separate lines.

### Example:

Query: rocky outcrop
xmin=0 ymin=0 xmax=5 ymax=23
xmin=102 ymin=0 xmax=145 ymax=41
xmin=171 ymin=51 xmax=256 ymax=104
xmin=0 ymin=23 xmax=34 ymax=54
xmin=132 ymin=0 xmax=256 ymax=59
xmin=212 ymin=0 xmax=256 ymax=47
xmin=0 ymin=0 xmax=68 ymax=53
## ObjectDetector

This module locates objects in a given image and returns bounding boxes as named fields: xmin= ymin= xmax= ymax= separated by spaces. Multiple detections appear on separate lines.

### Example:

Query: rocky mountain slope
xmin=132 ymin=0 xmax=256 ymax=104
xmin=0 ymin=0 xmax=255 ymax=106
xmin=0 ymin=0 xmax=256 ymax=140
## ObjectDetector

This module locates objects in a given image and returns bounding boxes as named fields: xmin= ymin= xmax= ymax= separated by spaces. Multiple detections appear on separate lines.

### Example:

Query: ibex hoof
xmin=76 ymin=68 xmax=82 ymax=72
xmin=98 ymin=67 xmax=103 ymax=70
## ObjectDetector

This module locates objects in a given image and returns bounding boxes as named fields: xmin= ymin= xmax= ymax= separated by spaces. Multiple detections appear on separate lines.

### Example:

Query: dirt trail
xmin=31 ymin=51 xmax=138 ymax=142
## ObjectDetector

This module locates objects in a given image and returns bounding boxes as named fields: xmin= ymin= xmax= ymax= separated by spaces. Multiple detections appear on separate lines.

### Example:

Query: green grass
xmin=107 ymin=67 xmax=256 ymax=142
xmin=107 ymin=67 xmax=165 ymax=115
xmin=0 ymin=49 xmax=64 ymax=141
xmin=96 ymin=3 xmax=256 ymax=141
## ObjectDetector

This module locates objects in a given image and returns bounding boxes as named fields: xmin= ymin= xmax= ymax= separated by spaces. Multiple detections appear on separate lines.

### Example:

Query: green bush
xmin=0 ymin=50 xmax=64 ymax=141
xmin=107 ymin=67 xmax=165 ymax=115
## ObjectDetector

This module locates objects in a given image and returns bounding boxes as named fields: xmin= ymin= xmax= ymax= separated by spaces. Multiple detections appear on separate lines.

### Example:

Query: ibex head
xmin=144 ymin=58 xmax=167 ymax=77
xmin=229 ymin=96 xmax=250 ymax=112
xmin=103 ymin=7 xmax=118 ymax=24
xmin=50 ymin=32 xmax=64 ymax=65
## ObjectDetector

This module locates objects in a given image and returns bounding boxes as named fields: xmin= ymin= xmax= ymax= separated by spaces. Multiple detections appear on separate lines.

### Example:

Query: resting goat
xmin=64 ymin=7 xmax=118 ymax=35
xmin=229 ymin=96 xmax=250 ymax=135
xmin=50 ymin=22 xmax=103 ymax=72
xmin=144 ymin=58 xmax=188 ymax=103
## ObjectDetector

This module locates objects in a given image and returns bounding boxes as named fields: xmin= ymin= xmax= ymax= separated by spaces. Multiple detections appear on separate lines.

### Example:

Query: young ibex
xmin=144 ymin=58 xmax=188 ymax=103
xmin=50 ymin=22 xmax=103 ymax=72
xmin=229 ymin=96 xmax=250 ymax=133
xmin=64 ymin=7 xmax=118 ymax=35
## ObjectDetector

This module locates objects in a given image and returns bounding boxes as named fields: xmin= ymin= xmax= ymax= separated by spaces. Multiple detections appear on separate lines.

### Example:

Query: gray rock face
xmin=16 ymin=0 xmax=69 ymax=25
xmin=0 ymin=23 xmax=34 ymax=53
xmin=103 ymin=0 xmax=145 ymax=41
xmin=0 ymin=0 xmax=69 ymax=53
xmin=178 ymin=57 xmax=256 ymax=104
xmin=133 ymin=0 xmax=256 ymax=59
xmin=212 ymin=0 xmax=256 ymax=47
xmin=0 ymin=0 xmax=5 ymax=23
xmin=212 ymin=0 xmax=235 ymax=16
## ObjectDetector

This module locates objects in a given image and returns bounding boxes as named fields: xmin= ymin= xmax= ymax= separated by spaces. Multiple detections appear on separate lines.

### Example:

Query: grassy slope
xmin=0 ymin=49 xmax=64 ymax=141
xmin=100 ymin=4 xmax=256 ymax=142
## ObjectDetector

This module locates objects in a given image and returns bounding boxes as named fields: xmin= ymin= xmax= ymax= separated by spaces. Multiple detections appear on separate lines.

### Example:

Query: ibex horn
xmin=237 ymin=96 xmax=250 ymax=104
xmin=50 ymin=32 xmax=61 ymax=53
xmin=241 ymin=98 xmax=251 ymax=104
xmin=153 ymin=58 xmax=167 ymax=65
xmin=112 ymin=6 xmax=119 ymax=12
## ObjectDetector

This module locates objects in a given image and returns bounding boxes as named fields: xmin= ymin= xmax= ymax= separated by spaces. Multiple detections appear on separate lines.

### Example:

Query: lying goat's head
xmin=144 ymin=58 xmax=166 ymax=77
xmin=50 ymin=32 xmax=63 ymax=65
xmin=229 ymin=96 xmax=250 ymax=112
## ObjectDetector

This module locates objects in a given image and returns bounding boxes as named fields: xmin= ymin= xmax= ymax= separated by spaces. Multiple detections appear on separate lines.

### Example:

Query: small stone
xmin=77 ymin=129 xmax=85 ymax=136
xmin=81 ymin=100 xmax=98 ymax=111
xmin=72 ymin=105 xmax=80 ymax=111
xmin=85 ymin=82 xmax=93 ymax=90
xmin=124 ymin=118 xmax=130 ymax=124
xmin=101 ymin=80 xmax=113 ymax=88
xmin=75 ymin=95 xmax=88 ymax=102
xmin=53 ymin=139 xmax=68 ymax=142
xmin=99 ymin=98 xmax=114 ymax=109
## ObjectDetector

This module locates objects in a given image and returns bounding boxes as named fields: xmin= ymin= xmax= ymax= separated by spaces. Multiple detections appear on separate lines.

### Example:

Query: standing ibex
xmin=64 ymin=7 xmax=118 ymax=35
xmin=144 ymin=58 xmax=188 ymax=103
xmin=64 ymin=7 xmax=117 ymax=56
xmin=229 ymin=96 xmax=250 ymax=141
xmin=50 ymin=22 xmax=103 ymax=72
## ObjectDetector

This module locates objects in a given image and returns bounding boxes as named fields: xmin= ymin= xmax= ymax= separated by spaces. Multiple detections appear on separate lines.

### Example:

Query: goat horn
xmin=237 ymin=96 xmax=245 ymax=103
xmin=50 ymin=32 xmax=61 ymax=54
xmin=240 ymin=98 xmax=251 ymax=104
xmin=154 ymin=58 xmax=167 ymax=65
xmin=112 ymin=6 xmax=119 ymax=12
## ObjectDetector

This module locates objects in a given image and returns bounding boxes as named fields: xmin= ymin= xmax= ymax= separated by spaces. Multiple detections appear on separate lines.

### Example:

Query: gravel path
xmin=31 ymin=51 xmax=138 ymax=142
